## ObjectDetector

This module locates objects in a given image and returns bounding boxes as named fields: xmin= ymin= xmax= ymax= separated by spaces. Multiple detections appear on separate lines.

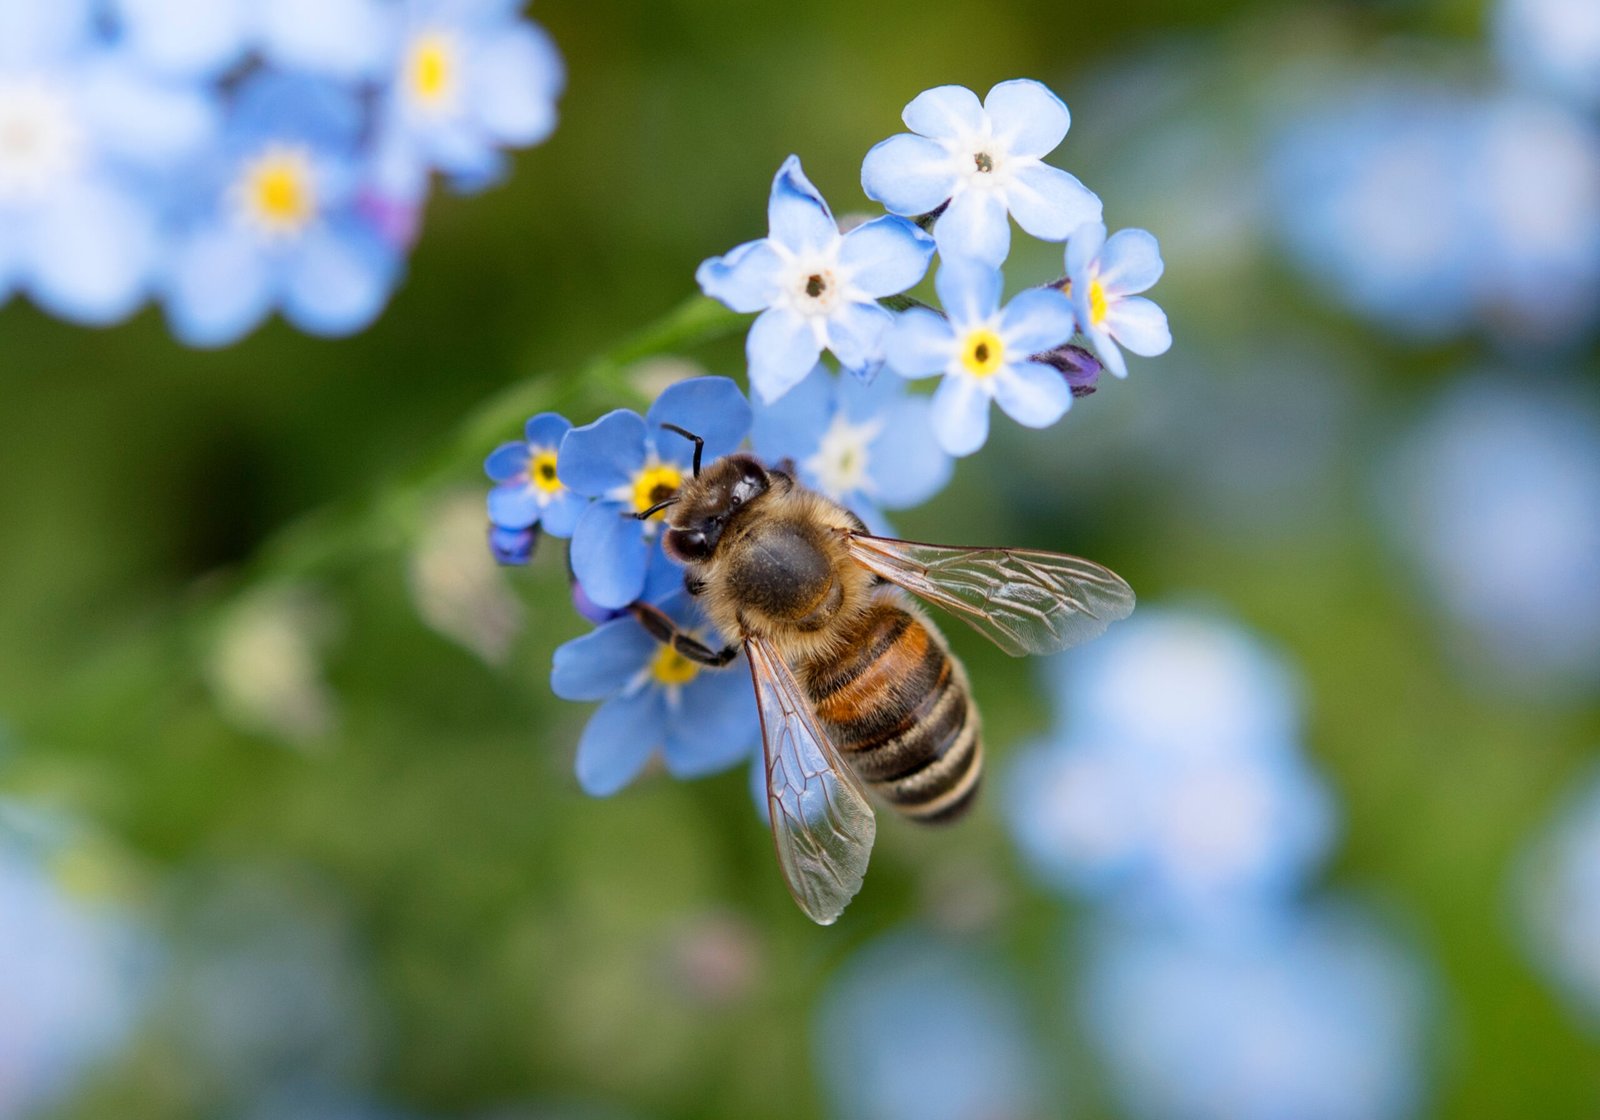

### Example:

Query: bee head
xmin=661 ymin=452 xmax=770 ymax=563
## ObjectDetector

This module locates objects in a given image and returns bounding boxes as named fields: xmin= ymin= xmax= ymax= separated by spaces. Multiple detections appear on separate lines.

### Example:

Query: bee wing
xmin=744 ymin=633 xmax=877 ymax=926
xmin=846 ymin=533 xmax=1136 ymax=657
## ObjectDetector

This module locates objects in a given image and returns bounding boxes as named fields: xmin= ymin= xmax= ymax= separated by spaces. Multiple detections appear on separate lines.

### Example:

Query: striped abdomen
xmin=801 ymin=596 xmax=983 ymax=823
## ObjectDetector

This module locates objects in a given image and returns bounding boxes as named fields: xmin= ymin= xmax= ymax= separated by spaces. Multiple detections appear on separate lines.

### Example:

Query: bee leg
xmin=628 ymin=602 xmax=739 ymax=666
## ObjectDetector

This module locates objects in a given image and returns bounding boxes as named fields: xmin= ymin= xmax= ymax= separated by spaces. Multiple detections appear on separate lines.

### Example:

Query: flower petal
xmin=1084 ymin=325 xmax=1128 ymax=378
xmin=1065 ymin=220 xmax=1108 ymax=278
xmin=540 ymin=490 xmax=587 ymax=539
xmin=838 ymin=215 xmax=935 ymax=298
xmin=752 ymin=363 xmax=833 ymax=463
xmin=934 ymin=257 xmax=1004 ymax=326
xmin=570 ymin=501 xmax=652 ymax=609
xmin=983 ymin=79 xmax=1071 ymax=159
xmin=885 ymin=307 xmax=956 ymax=378
xmin=1006 ymin=163 xmax=1102 ymax=242
xmin=524 ymin=412 xmax=571 ymax=448
xmin=695 ymin=238 xmax=783 ymax=313
xmin=903 ymin=84 xmax=985 ymax=140
xmin=1105 ymin=296 xmax=1173 ymax=358
xmin=29 ymin=182 xmax=156 ymax=327
xmin=552 ymin=617 xmax=656 ymax=701
xmin=257 ymin=0 xmax=390 ymax=79
xmin=999 ymin=287 xmax=1078 ymax=354
xmin=575 ymin=691 xmax=664 ymax=796
xmin=647 ymin=375 xmax=752 ymax=463
xmin=484 ymin=441 xmax=529 ymax=482
xmin=861 ymin=133 xmax=958 ymax=216
xmin=931 ymin=374 xmax=992 ymax=457
xmin=994 ymin=361 xmax=1072 ymax=429
xmin=473 ymin=22 xmax=564 ymax=146
xmin=767 ymin=155 xmax=838 ymax=256
xmin=868 ymin=394 xmax=954 ymax=508
xmin=1097 ymin=228 xmax=1165 ymax=296
xmin=487 ymin=483 xmax=540 ymax=529
xmin=282 ymin=225 xmax=398 ymax=338
xmin=666 ymin=667 xmax=759 ymax=778
xmin=746 ymin=307 xmax=823 ymax=404
xmin=164 ymin=223 xmax=274 ymax=348
xmin=934 ymin=189 xmax=1011 ymax=268
xmin=558 ymin=410 xmax=648 ymax=496
xmin=827 ymin=301 xmax=893 ymax=372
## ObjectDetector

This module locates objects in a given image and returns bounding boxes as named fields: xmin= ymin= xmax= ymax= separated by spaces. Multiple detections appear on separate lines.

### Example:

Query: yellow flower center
xmin=529 ymin=450 xmax=562 ymax=494
xmin=407 ymin=32 xmax=460 ymax=110
xmin=650 ymin=644 xmax=699 ymax=687
xmin=1062 ymin=276 xmax=1111 ymax=327
xmin=631 ymin=462 xmax=684 ymax=518
xmin=959 ymin=328 xmax=1005 ymax=378
xmin=236 ymin=145 xmax=316 ymax=238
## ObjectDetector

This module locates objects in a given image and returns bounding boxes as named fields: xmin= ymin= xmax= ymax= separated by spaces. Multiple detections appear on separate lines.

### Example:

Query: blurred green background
xmin=2 ymin=1 xmax=1598 ymax=1118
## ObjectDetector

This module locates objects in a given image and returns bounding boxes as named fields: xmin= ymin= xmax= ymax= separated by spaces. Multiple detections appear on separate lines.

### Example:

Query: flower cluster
xmin=0 ymin=0 xmax=562 ymax=345
xmin=699 ymin=79 xmax=1172 ymax=458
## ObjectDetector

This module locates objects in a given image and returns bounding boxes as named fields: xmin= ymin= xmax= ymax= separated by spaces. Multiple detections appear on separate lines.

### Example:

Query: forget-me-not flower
xmin=862 ymin=80 xmax=1102 ymax=267
xmin=1494 ymin=0 xmax=1600 ymax=110
xmin=752 ymin=363 xmax=952 ymax=533
xmin=552 ymin=587 xmax=759 ymax=796
xmin=484 ymin=412 xmax=587 ymax=538
xmin=162 ymin=72 xmax=402 ymax=347
xmin=885 ymin=259 xmax=1076 ymax=457
xmin=0 ymin=0 xmax=213 ymax=325
xmin=558 ymin=376 xmax=751 ymax=610
xmin=1514 ymin=762 xmax=1600 ymax=1030
xmin=697 ymin=156 xmax=935 ymax=403
xmin=109 ymin=0 xmax=393 ymax=82
xmin=371 ymin=0 xmax=565 ymax=199
xmin=1062 ymin=221 xmax=1172 ymax=378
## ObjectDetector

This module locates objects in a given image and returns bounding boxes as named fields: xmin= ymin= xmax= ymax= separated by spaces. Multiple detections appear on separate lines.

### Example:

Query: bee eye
xmin=665 ymin=528 xmax=710 ymax=562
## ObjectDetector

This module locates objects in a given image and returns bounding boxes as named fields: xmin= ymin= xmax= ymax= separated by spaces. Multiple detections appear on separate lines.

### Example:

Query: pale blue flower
xmin=1494 ymin=0 xmax=1600 ymax=110
xmin=1062 ymin=221 xmax=1172 ymax=378
xmin=109 ymin=0 xmax=394 ymax=81
xmin=815 ymin=932 xmax=1049 ymax=1120
xmin=484 ymin=412 xmax=586 ymax=538
xmin=371 ymin=0 xmax=564 ymax=198
xmin=1081 ymin=903 xmax=1433 ymax=1120
xmin=751 ymin=363 xmax=952 ymax=533
xmin=862 ymin=79 xmax=1102 ymax=267
xmin=1514 ymin=762 xmax=1600 ymax=1030
xmin=884 ymin=259 xmax=1076 ymax=456
xmin=697 ymin=156 xmax=934 ymax=402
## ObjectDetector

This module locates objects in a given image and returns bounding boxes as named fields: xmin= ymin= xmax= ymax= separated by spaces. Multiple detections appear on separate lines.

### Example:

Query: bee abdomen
xmin=805 ymin=603 xmax=984 ymax=825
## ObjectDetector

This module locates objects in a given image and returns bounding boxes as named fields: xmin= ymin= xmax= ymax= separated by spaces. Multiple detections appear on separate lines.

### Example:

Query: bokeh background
xmin=3 ymin=1 xmax=1599 ymax=1119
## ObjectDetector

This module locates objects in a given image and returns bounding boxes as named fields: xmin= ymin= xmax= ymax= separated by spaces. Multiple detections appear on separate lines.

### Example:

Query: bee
xmin=628 ymin=423 xmax=1135 ymax=925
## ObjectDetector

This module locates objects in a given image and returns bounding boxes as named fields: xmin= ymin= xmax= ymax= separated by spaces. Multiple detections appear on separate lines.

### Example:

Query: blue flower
xmin=1514 ymin=762 xmax=1600 ymax=1030
xmin=862 ymin=80 xmax=1102 ymax=267
xmin=109 ymin=0 xmax=393 ymax=81
xmin=0 ymin=1 xmax=214 ymax=325
xmin=697 ymin=156 xmax=934 ymax=403
xmin=484 ymin=412 xmax=587 ymax=537
xmin=558 ymin=376 xmax=751 ymax=610
xmin=751 ymin=363 xmax=952 ymax=533
xmin=814 ymin=932 xmax=1048 ymax=1120
xmin=551 ymin=588 xmax=759 ymax=796
xmin=1081 ymin=904 xmax=1433 ymax=1120
xmin=1494 ymin=0 xmax=1600 ymax=111
xmin=884 ymin=259 xmax=1076 ymax=457
xmin=371 ymin=0 xmax=565 ymax=199
xmin=161 ymin=72 xmax=402 ymax=347
xmin=1062 ymin=222 xmax=1172 ymax=378
xmin=487 ymin=524 xmax=536 ymax=567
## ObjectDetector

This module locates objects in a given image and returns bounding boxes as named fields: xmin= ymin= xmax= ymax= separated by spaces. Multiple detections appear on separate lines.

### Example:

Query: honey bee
xmin=628 ymin=423 xmax=1135 ymax=925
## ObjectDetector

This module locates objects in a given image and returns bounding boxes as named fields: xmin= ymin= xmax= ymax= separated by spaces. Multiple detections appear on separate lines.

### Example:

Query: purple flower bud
xmin=1032 ymin=342 xmax=1103 ymax=397
xmin=489 ymin=524 xmax=537 ymax=566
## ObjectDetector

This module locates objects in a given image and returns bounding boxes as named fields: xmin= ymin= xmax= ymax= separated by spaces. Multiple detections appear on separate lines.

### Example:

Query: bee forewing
xmin=845 ymin=534 xmax=1136 ymax=657
xmin=744 ymin=634 xmax=877 ymax=925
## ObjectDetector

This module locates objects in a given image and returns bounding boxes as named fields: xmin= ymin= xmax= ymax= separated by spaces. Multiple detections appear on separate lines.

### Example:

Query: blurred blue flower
xmin=0 ymin=1 xmax=213 ymax=325
xmin=551 ymin=588 xmax=758 ymax=796
xmin=1514 ymin=762 xmax=1600 ymax=1029
xmin=484 ymin=412 xmax=587 ymax=538
xmin=1081 ymin=903 xmax=1433 ymax=1120
xmin=696 ymin=156 xmax=934 ymax=403
xmin=488 ymin=524 xmax=536 ymax=567
xmin=1494 ymin=0 xmax=1600 ymax=110
xmin=1383 ymin=375 xmax=1600 ymax=696
xmin=1006 ymin=609 xmax=1334 ymax=924
xmin=751 ymin=363 xmax=952 ymax=533
xmin=161 ymin=72 xmax=402 ymax=347
xmin=814 ymin=931 xmax=1048 ymax=1120
xmin=558 ymin=376 xmax=751 ymax=610
xmin=862 ymin=79 xmax=1102 ymax=267
xmin=1062 ymin=221 xmax=1172 ymax=378
xmin=885 ymin=259 xmax=1075 ymax=456
xmin=109 ymin=0 xmax=392 ymax=81
xmin=371 ymin=0 xmax=564 ymax=198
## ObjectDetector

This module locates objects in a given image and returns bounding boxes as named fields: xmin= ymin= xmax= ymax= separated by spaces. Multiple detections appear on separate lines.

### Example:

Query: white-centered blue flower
xmin=697 ymin=155 xmax=934 ymax=403
xmin=109 ymin=0 xmax=393 ymax=81
xmin=884 ymin=259 xmax=1076 ymax=457
xmin=752 ymin=363 xmax=952 ymax=533
xmin=1063 ymin=221 xmax=1173 ymax=378
xmin=862 ymin=79 xmax=1103 ymax=267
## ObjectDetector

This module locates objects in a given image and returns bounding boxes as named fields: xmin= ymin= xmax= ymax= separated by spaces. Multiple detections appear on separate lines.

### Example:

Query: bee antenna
xmin=633 ymin=496 xmax=680 ymax=521
xmin=660 ymin=423 xmax=704 ymax=477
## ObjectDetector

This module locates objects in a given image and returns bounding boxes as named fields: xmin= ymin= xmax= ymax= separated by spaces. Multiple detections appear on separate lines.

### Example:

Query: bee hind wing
xmin=744 ymin=634 xmax=876 ymax=926
xmin=845 ymin=534 xmax=1136 ymax=657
